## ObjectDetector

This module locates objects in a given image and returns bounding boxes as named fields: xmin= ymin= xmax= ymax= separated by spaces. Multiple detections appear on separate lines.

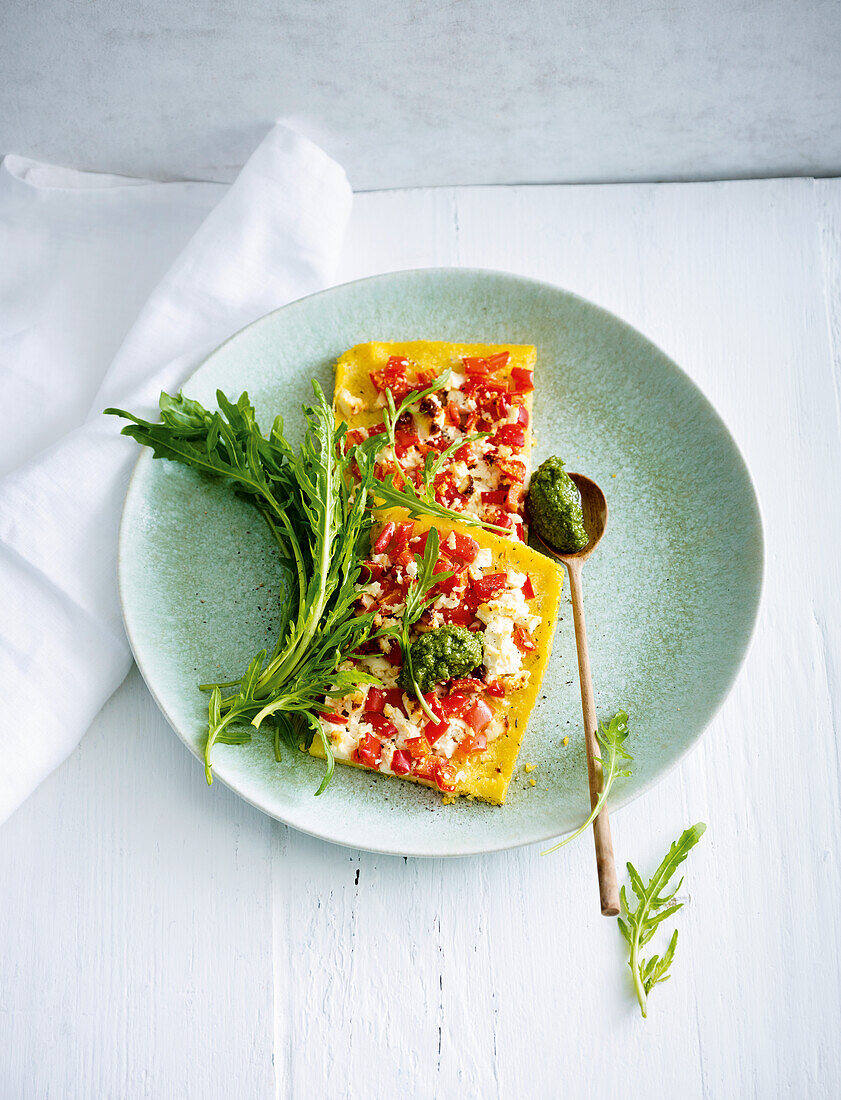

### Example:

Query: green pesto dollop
xmin=527 ymin=456 xmax=589 ymax=553
xmin=399 ymin=626 xmax=484 ymax=693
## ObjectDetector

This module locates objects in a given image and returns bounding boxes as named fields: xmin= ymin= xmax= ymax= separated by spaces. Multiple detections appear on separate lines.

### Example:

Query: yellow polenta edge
xmin=311 ymin=510 xmax=564 ymax=806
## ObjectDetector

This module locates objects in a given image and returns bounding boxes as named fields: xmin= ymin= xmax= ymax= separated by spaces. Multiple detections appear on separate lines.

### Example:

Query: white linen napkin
xmin=0 ymin=125 xmax=352 ymax=824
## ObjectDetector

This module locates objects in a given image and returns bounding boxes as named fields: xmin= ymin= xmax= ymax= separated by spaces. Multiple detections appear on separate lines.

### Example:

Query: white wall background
xmin=2 ymin=0 xmax=840 ymax=189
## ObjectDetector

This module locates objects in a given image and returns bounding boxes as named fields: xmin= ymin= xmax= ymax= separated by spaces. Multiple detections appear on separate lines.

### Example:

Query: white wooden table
xmin=2 ymin=178 xmax=840 ymax=1099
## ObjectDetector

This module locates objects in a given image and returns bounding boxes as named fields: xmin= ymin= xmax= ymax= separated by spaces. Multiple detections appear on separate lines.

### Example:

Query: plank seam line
xmin=813 ymin=179 xmax=841 ymax=432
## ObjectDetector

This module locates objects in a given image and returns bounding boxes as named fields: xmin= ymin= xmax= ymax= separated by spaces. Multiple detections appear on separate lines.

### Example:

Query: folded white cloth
xmin=0 ymin=126 xmax=352 ymax=824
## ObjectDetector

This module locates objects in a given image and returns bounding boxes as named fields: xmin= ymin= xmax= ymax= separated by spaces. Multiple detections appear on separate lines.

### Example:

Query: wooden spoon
xmin=533 ymin=473 xmax=619 ymax=916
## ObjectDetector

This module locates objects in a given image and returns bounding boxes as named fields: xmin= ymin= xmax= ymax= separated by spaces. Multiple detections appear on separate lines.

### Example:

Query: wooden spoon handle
xmin=565 ymin=560 xmax=620 ymax=916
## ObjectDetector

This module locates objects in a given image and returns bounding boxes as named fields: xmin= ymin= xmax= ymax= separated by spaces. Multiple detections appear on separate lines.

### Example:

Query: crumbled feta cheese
xmin=501 ymin=670 xmax=530 ymax=693
xmin=482 ymin=618 xmax=524 ymax=677
xmin=336 ymin=387 xmax=364 ymax=417
xmin=469 ymin=548 xmax=493 ymax=580
xmin=435 ymin=730 xmax=460 ymax=759
xmin=477 ymin=575 xmax=540 ymax=677
xmin=360 ymin=656 xmax=399 ymax=686
xmin=433 ymin=590 xmax=462 ymax=611
xmin=385 ymin=706 xmax=419 ymax=746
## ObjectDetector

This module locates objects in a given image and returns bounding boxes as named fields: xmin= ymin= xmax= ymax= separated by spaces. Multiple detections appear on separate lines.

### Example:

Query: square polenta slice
xmin=310 ymin=512 xmax=563 ymax=805
xmin=333 ymin=341 xmax=535 ymax=540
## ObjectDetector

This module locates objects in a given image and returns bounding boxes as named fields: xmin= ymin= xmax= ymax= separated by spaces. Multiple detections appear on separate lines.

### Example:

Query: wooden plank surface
xmin=2 ymin=178 xmax=840 ymax=1099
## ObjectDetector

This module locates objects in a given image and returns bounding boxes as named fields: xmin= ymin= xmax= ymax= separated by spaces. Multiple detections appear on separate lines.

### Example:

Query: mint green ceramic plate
xmin=118 ymin=268 xmax=762 ymax=856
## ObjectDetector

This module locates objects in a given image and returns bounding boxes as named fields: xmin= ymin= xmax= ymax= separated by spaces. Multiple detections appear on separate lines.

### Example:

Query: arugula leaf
xmin=202 ymin=651 xmax=266 ymax=782
xmin=618 ymin=823 xmax=707 ymax=1017
xmin=542 ymin=711 xmax=632 ymax=854
xmin=108 ymin=375 xmax=523 ymax=794
xmin=108 ymin=384 xmax=385 ymax=790
xmin=394 ymin=528 xmax=453 ymax=721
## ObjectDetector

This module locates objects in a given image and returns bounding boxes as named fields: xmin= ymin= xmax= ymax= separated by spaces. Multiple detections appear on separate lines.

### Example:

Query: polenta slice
xmin=334 ymin=341 xmax=535 ymax=540
xmin=311 ymin=512 xmax=563 ymax=805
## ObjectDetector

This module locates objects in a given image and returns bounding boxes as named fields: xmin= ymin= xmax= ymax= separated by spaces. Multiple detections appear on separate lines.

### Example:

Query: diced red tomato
xmin=493 ymin=423 xmax=526 ymax=448
xmin=395 ymin=549 xmax=415 ymax=572
xmin=484 ymin=380 xmax=509 ymax=396
xmin=470 ymin=572 xmax=507 ymax=604
xmin=434 ymin=473 xmax=459 ymax=508
xmin=440 ymin=692 xmax=472 ymax=719
xmin=432 ymin=557 xmax=459 ymax=595
xmin=487 ymin=509 xmax=514 ymax=530
xmin=384 ymin=641 xmax=403 ymax=667
xmin=435 ymin=761 xmax=458 ymax=792
xmin=409 ymin=530 xmax=431 ymax=556
xmin=484 ymin=679 xmax=506 ymax=698
xmin=464 ymin=378 xmax=507 ymax=397
xmin=487 ymin=351 xmax=510 ymax=370
xmin=464 ymin=698 xmax=494 ymax=731
xmin=456 ymin=730 xmax=488 ymax=757
xmin=510 ymin=367 xmax=534 ymax=393
xmin=462 ymin=356 xmax=490 ymax=375
xmin=344 ymin=428 xmax=366 ymax=450
xmin=421 ymin=692 xmax=444 ymax=721
xmin=369 ymin=356 xmax=415 ymax=399
xmin=496 ymin=456 xmax=527 ymax=483
xmin=373 ymin=522 xmax=395 ymax=554
xmin=361 ymin=561 xmax=385 ymax=583
xmin=365 ymin=687 xmax=387 ymax=713
xmin=395 ymin=425 xmax=420 ymax=457
xmin=479 ymin=394 xmax=511 ymax=421
xmin=521 ymin=574 xmax=535 ymax=599
xmin=446 ymin=399 xmax=463 ymax=427
xmin=440 ymin=605 xmax=476 ymax=627
xmin=513 ymin=625 xmax=537 ymax=653
xmin=447 ymin=678 xmax=484 ymax=694
xmin=376 ymin=457 xmax=406 ymax=490
xmin=356 ymin=733 xmax=383 ymax=769
xmin=383 ymin=687 xmax=409 ymax=716
xmin=378 ymin=580 xmax=402 ymax=608
xmin=321 ymin=712 xmax=347 ymax=725
xmin=480 ymin=489 xmax=507 ymax=505
xmin=505 ymin=485 xmax=523 ymax=513
xmin=390 ymin=748 xmax=412 ymax=775
xmin=390 ymin=521 xmax=415 ymax=554
xmin=417 ymin=434 xmax=449 ymax=457
xmin=410 ymin=754 xmax=457 ymax=791
xmin=446 ymin=531 xmax=479 ymax=564
xmin=454 ymin=443 xmax=472 ymax=463
xmin=514 ymin=405 xmax=529 ymax=427
xmin=404 ymin=736 xmax=432 ymax=760
xmin=411 ymin=755 xmax=439 ymax=782
xmin=364 ymin=713 xmax=398 ymax=739
xmin=425 ymin=719 xmax=450 ymax=744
